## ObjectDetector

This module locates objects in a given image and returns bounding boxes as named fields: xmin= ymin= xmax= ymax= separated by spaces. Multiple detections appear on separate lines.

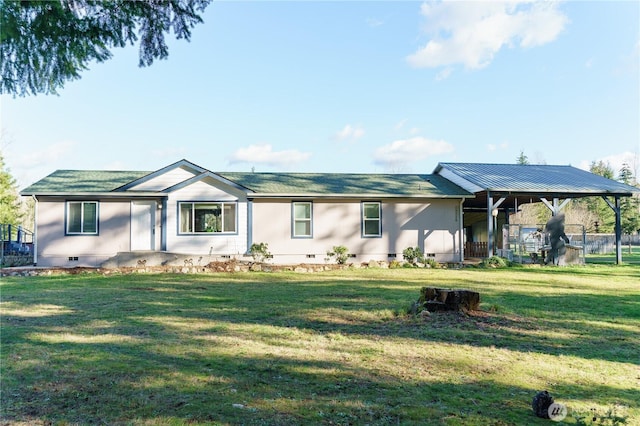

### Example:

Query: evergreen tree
xmin=0 ymin=151 xmax=22 ymax=225
xmin=581 ymin=160 xmax=616 ymax=232
xmin=516 ymin=151 xmax=529 ymax=165
xmin=1 ymin=0 xmax=211 ymax=96
xmin=589 ymin=160 xmax=614 ymax=179
xmin=618 ymin=163 xmax=640 ymax=235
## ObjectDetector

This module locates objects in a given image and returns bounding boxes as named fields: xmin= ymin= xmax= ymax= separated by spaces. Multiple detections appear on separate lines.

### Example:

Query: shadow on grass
xmin=1 ymin=270 xmax=638 ymax=424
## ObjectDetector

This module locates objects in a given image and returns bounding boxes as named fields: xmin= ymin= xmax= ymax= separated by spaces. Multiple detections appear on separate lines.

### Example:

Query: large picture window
xmin=67 ymin=201 xmax=98 ymax=235
xmin=179 ymin=202 xmax=237 ymax=234
xmin=362 ymin=202 xmax=381 ymax=237
xmin=292 ymin=202 xmax=312 ymax=238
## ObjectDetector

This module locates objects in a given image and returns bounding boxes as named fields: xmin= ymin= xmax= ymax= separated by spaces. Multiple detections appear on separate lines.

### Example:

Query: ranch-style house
xmin=20 ymin=159 xmax=638 ymax=267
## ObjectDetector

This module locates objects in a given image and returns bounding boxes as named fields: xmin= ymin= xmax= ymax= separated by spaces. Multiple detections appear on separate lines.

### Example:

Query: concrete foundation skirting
xmin=99 ymin=251 xmax=244 ymax=268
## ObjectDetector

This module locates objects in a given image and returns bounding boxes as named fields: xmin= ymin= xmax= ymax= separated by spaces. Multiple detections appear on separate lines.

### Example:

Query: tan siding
xmin=251 ymin=199 xmax=462 ymax=263
xmin=36 ymin=200 xmax=131 ymax=267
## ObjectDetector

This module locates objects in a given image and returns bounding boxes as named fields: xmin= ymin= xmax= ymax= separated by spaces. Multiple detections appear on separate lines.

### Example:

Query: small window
xmin=292 ymin=202 xmax=312 ymax=238
xmin=66 ymin=201 xmax=98 ymax=235
xmin=179 ymin=202 xmax=237 ymax=234
xmin=362 ymin=202 xmax=381 ymax=237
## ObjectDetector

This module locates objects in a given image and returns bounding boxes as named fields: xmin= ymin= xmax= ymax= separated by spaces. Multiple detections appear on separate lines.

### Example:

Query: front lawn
xmin=586 ymin=245 xmax=640 ymax=265
xmin=1 ymin=266 xmax=638 ymax=425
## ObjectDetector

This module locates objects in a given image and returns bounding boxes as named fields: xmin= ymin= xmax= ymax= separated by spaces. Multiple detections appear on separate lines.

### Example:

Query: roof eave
xmin=248 ymin=193 xmax=470 ymax=199
xmin=483 ymin=189 xmax=637 ymax=197
xmin=20 ymin=191 xmax=167 ymax=198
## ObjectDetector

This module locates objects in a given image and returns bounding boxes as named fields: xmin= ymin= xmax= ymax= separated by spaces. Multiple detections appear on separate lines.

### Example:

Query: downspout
xmin=247 ymin=199 xmax=253 ymax=254
xmin=161 ymin=198 xmax=168 ymax=251
xmin=32 ymin=195 xmax=38 ymax=266
xmin=459 ymin=198 xmax=465 ymax=263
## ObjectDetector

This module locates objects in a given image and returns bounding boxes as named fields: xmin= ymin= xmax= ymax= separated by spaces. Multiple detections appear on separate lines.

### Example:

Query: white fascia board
xmin=20 ymin=192 xmax=165 ymax=198
xmin=248 ymin=193 xmax=467 ymax=199
xmin=436 ymin=167 xmax=484 ymax=194
xmin=115 ymin=159 xmax=208 ymax=191
xmin=162 ymin=172 xmax=252 ymax=196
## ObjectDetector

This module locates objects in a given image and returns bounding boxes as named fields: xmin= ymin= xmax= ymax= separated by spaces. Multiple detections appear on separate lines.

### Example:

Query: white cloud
xmin=228 ymin=144 xmax=311 ymax=168
xmin=334 ymin=124 xmax=365 ymax=141
xmin=394 ymin=119 xmax=408 ymax=130
xmin=407 ymin=1 xmax=568 ymax=71
xmin=435 ymin=67 xmax=454 ymax=81
xmin=373 ymin=136 xmax=454 ymax=169
xmin=394 ymin=119 xmax=420 ymax=135
xmin=580 ymin=151 xmax=640 ymax=177
xmin=366 ymin=17 xmax=384 ymax=28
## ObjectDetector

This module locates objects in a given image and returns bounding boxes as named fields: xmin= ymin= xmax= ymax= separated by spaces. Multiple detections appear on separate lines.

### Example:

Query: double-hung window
xmin=66 ymin=201 xmax=98 ymax=235
xmin=362 ymin=202 xmax=381 ymax=237
xmin=292 ymin=202 xmax=312 ymax=238
xmin=179 ymin=202 xmax=237 ymax=234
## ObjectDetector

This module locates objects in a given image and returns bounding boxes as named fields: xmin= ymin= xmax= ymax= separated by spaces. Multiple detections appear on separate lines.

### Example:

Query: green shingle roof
xmin=20 ymin=168 xmax=471 ymax=198
xmin=20 ymin=170 xmax=151 ymax=194
xmin=218 ymin=172 xmax=471 ymax=197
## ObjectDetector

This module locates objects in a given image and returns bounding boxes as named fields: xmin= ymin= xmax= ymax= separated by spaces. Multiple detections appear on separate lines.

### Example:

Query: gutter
xmin=20 ymin=191 xmax=164 ymax=198
xmin=248 ymin=193 xmax=472 ymax=199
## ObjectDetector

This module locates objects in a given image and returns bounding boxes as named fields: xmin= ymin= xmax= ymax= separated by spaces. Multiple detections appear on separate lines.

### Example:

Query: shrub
xmin=402 ymin=246 xmax=425 ymax=265
xmin=388 ymin=259 xmax=402 ymax=269
xmin=424 ymin=258 xmax=440 ymax=269
xmin=481 ymin=255 xmax=509 ymax=268
xmin=327 ymin=245 xmax=350 ymax=264
xmin=249 ymin=242 xmax=271 ymax=263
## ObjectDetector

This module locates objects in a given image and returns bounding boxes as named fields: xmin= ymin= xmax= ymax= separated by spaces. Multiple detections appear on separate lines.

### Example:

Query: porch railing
xmin=465 ymin=241 xmax=487 ymax=258
xmin=1 ymin=224 xmax=34 ymax=267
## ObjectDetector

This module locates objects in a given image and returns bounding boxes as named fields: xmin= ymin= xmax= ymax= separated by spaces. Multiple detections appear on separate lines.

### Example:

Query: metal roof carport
xmin=434 ymin=163 xmax=640 ymax=264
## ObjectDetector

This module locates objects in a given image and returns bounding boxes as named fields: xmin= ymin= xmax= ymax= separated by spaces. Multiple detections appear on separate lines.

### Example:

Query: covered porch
xmin=434 ymin=163 xmax=639 ymax=264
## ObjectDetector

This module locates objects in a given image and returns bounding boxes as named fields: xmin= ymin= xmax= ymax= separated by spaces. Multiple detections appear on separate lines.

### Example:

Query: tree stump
xmin=419 ymin=287 xmax=480 ymax=312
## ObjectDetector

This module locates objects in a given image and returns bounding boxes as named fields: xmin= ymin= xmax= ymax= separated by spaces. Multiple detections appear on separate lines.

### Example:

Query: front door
xmin=131 ymin=201 xmax=156 ymax=251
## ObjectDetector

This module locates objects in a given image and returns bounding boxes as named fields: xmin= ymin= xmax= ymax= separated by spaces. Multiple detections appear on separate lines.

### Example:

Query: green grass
xmin=586 ymin=245 xmax=640 ymax=265
xmin=1 ymin=266 xmax=638 ymax=425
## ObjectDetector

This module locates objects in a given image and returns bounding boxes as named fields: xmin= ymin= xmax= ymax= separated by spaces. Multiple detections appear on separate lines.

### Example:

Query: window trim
xmin=177 ymin=201 xmax=238 ymax=235
xmin=292 ymin=201 xmax=313 ymax=238
xmin=361 ymin=201 xmax=382 ymax=238
xmin=65 ymin=201 xmax=99 ymax=235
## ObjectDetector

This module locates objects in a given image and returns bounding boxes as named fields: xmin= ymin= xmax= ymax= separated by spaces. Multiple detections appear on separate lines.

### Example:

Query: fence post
xmin=0 ymin=224 xmax=4 ymax=267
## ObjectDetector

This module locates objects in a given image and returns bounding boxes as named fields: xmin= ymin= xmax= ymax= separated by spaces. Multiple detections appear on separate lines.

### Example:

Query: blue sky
xmin=2 ymin=0 xmax=639 ymax=190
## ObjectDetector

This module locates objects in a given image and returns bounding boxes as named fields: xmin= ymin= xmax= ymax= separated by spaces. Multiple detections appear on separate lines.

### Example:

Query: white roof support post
xmin=487 ymin=193 xmax=507 ymax=257
xmin=459 ymin=198 xmax=465 ymax=263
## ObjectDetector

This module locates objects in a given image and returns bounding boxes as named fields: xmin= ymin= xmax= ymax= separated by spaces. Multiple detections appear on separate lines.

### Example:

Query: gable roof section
xmin=114 ymin=159 xmax=209 ymax=191
xmin=20 ymin=170 xmax=151 ymax=195
xmin=434 ymin=163 xmax=639 ymax=196
xmin=218 ymin=172 xmax=471 ymax=198
xmin=162 ymin=171 xmax=253 ymax=195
